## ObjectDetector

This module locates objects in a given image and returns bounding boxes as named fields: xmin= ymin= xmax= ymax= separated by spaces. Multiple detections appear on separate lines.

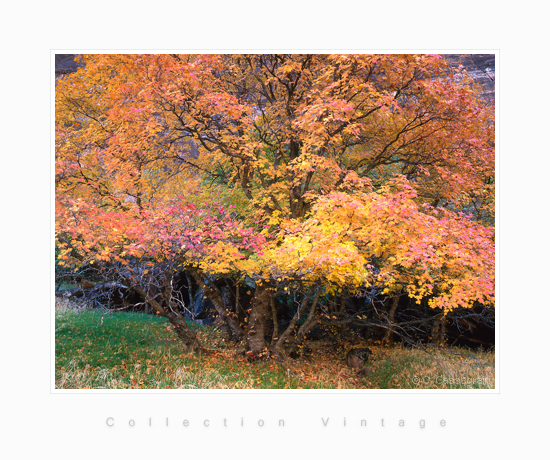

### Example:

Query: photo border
xmin=51 ymin=49 xmax=499 ymax=395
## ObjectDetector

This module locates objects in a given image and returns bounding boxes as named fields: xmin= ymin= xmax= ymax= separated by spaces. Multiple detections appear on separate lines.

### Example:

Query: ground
xmin=54 ymin=298 xmax=495 ymax=390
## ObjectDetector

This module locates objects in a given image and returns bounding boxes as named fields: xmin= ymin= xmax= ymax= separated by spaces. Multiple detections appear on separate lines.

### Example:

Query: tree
xmin=56 ymin=54 xmax=495 ymax=356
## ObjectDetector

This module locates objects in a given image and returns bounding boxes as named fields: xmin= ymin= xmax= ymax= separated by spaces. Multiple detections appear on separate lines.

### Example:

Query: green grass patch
xmin=55 ymin=302 xmax=495 ymax=390
xmin=55 ymin=304 xmax=306 ymax=389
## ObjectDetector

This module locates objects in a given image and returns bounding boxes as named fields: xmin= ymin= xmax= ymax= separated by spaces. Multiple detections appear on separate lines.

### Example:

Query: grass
xmin=55 ymin=298 xmax=495 ymax=390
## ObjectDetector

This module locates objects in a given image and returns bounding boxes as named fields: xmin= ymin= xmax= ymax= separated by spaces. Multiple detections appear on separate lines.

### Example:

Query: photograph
xmin=54 ymin=53 xmax=495 ymax=391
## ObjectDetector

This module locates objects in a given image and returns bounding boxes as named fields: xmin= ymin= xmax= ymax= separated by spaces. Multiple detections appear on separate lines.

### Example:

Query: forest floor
xmin=54 ymin=298 xmax=495 ymax=390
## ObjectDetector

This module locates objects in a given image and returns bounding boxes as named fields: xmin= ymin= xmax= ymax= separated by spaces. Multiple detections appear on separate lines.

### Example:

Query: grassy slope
xmin=55 ymin=301 xmax=495 ymax=390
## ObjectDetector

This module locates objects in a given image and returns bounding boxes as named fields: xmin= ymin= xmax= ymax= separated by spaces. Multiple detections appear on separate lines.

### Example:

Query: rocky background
xmin=446 ymin=54 xmax=495 ymax=101
xmin=55 ymin=53 xmax=495 ymax=101
xmin=55 ymin=54 xmax=84 ymax=76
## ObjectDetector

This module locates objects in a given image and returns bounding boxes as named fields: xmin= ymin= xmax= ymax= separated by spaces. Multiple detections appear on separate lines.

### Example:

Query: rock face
xmin=55 ymin=54 xmax=84 ymax=78
xmin=54 ymin=53 xmax=495 ymax=100
xmin=446 ymin=54 xmax=495 ymax=101
xmin=55 ymin=54 xmax=495 ymax=95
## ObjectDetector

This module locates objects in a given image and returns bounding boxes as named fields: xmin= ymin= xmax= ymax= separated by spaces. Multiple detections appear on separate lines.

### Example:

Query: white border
xmin=6 ymin=2 xmax=550 ymax=457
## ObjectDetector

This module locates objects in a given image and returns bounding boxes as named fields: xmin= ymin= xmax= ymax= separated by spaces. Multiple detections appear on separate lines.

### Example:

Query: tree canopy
xmin=55 ymin=54 xmax=495 ymax=355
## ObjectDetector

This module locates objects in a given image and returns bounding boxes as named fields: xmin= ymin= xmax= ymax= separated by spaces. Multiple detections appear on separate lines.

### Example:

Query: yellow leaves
xmin=261 ymin=221 xmax=369 ymax=288
xmin=55 ymin=54 xmax=494 ymax=315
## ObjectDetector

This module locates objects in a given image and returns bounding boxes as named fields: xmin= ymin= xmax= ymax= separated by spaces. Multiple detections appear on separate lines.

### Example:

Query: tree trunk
xmin=184 ymin=271 xmax=195 ymax=318
xmin=126 ymin=282 xmax=205 ymax=353
xmin=188 ymin=268 xmax=244 ymax=339
xmin=270 ymin=295 xmax=279 ymax=345
xmin=293 ymin=289 xmax=322 ymax=346
xmin=431 ymin=316 xmax=447 ymax=345
xmin=339 ymin=290 xmax=347 ymax=313
xmin=273 ymin=288 xmax=320 ymax=356
xmin=247 ymin=283 xmax=273 ymax=356
xmin=383 ymin=295 xmax=400 ymax=343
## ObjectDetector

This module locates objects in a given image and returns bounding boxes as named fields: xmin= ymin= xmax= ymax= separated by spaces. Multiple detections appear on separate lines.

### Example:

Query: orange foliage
xmin=56 ymin=54 xmax=494 ymax=311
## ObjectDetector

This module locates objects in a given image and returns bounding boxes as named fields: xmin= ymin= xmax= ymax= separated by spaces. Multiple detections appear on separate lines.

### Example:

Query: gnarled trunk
xmin=188 ymin=268 xmax=244 ymax=340
xmin=273 ymin=288 xmax=321 ymax=356
xmin=383 ymin=295 xmax=400 ymax=343
xmin=431 ymin=316 xmax=447 ymax=345
xmin=247 ymin=283 xmax=273 ymax=356
xmin=127 ymin=282 xmax=204 ymax=352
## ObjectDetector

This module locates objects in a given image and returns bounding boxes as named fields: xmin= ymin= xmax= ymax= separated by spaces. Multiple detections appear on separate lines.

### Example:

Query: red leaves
xmin=56 ymin=190 xmax=267 ymax=278
xmin=56 ymin=54 xmax=494 ymax=313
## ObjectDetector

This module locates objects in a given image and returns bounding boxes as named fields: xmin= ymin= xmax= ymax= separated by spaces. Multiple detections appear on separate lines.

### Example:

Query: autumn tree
xmin=56 ymin=54 xmax=495 ymax=356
